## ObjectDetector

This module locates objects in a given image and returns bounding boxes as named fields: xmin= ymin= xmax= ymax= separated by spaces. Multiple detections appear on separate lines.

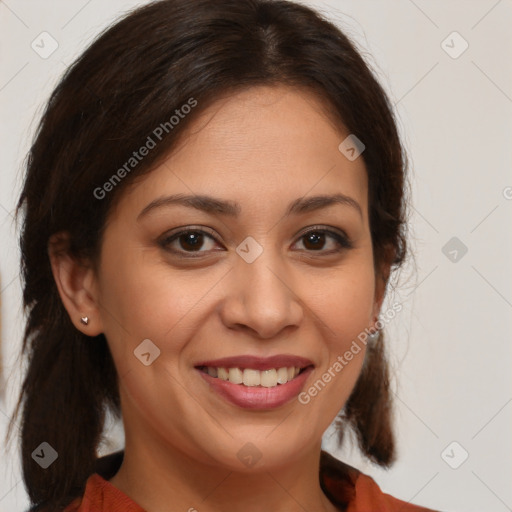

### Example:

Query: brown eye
xmin=159 ymin=227 xmax=219 ymax=257
xmin=174 ymin=231 xmax=208 ymax=252
xmin=294 ymin=227 xmax=353 ymax=253
xmin=302 ymin=231 xmax=328 ymax=250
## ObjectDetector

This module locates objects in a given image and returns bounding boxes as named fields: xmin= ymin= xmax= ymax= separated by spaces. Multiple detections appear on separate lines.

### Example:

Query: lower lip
xmin=197 ymin=367 xmax=314 ymax=410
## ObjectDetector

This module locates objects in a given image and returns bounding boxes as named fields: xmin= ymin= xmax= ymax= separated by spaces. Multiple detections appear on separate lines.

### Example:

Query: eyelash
xmin=158 ymin=225 xmax=354 ymax=259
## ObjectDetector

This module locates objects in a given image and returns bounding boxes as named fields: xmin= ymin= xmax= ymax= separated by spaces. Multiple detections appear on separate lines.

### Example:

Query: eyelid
xmin=159 ymin=225 xmax=216 ymax=241
xmin=296 ymin=224 xmax=350 ymax=243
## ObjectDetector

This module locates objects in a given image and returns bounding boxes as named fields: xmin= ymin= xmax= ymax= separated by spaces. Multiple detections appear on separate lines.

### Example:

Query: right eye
xmin=159 ymin=227 xmax=222 ymax=258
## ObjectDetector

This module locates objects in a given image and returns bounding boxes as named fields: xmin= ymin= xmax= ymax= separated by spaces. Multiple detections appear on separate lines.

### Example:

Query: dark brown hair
xmin=8 ymin=0 xmax=408 ymax=509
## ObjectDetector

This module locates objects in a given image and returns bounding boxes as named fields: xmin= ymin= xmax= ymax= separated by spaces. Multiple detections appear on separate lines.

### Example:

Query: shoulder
xmin=319 ymin=450 xmax=441 ymax=512
xmin=353 ymin=472 xmax=440 ymax=511
xmin=29 ymin=451 xmax=126 ymax=512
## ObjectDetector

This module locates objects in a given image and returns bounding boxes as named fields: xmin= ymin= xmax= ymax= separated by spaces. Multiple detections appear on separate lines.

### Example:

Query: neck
xmin=109 ymin=429 xmax=339 ymax=512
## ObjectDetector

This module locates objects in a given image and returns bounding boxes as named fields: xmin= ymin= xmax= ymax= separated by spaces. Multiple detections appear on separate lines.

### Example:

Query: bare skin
xmin=49 ymin=85 xmax=389 ymax=512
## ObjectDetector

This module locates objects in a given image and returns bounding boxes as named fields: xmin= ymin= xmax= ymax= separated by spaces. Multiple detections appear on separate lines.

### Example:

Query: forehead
xmin=176 ymin=85 xmax=348 ymax=161
xmin=112 ymin=85 xmax=368 ymax=221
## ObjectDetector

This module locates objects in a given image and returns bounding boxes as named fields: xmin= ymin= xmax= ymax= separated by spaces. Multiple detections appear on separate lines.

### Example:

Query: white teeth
xmin=260 ymin=369 xmax=277 ymax=388
xmin=217 ymin=367 xmax=229 ymax=380
xmin=243 ymin=369 xmax=261 ymax=386
xmin=228 ymin=367 xmax=243 ymax=384
xmin=277 ymin=367 xmax=288 ymax=384
xmin=202 ymin=366 xmax=304 ymax=387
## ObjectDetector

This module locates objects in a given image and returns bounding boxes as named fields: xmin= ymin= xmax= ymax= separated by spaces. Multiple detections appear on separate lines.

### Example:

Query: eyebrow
xmin=137 ymin=192 xmax=363 ymax=221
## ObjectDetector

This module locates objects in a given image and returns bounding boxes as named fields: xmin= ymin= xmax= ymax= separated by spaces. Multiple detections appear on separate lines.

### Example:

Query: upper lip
xmin=194 ymin=355 xmax=314 ymax=371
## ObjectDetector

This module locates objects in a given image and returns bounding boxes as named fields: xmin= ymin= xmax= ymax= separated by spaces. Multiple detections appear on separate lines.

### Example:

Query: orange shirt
xmin=61 ymin=450 xmax=439 ymax=512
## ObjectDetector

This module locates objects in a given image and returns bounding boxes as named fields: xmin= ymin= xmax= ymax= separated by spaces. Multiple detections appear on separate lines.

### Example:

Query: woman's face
xmin=90 ymin=85 xmax=385 ymax=470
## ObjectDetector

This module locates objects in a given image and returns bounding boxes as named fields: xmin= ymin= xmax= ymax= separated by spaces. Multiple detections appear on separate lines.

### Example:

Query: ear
xmin=48 ymin=232 xmax=104 ymax=336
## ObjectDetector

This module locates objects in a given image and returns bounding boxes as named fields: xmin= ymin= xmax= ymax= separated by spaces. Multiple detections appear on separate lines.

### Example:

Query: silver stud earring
xmin=367 ymin=329 xmax=380 ymax=345
xmin=80 ymin=316 xmax=89 ymax=325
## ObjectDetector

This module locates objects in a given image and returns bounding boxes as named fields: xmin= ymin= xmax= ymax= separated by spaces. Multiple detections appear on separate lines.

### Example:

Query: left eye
xmin=159 ymin=226 xmax=353 ymax=257
xmin=295 ymin=228 xmax=352 ymax=252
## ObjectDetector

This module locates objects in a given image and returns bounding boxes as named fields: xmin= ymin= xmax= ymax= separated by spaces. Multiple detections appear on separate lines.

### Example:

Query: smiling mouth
xmin=196 ymin=366 xmax=311 ymax=388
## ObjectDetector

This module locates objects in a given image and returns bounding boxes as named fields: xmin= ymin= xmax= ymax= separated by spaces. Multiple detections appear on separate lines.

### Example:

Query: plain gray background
xmin=1 ymin=1 xmax=511 ymax=511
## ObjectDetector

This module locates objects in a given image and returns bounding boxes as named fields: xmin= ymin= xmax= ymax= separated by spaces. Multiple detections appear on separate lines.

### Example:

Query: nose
xmin=218 ymin=249 xmax=304 ymax=339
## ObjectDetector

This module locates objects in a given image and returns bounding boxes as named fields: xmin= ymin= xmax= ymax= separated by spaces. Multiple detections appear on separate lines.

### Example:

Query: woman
xmin=8 ymin=0 xmax=440 ymax=510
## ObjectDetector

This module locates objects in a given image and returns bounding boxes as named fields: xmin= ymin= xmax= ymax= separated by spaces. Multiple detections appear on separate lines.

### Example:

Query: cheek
xmin=305 ymin=263 xmax=375 ymax=405
xmin=318 ymin=263 xmax=376 ymax=345
xmin=97 ymin=246 xmax=224 ymax=366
